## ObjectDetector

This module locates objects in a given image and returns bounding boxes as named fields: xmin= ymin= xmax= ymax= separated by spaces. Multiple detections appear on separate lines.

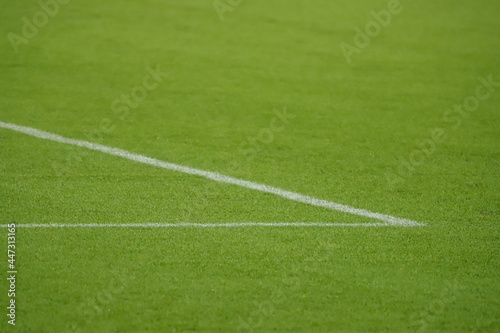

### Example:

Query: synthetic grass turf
xmin=1 ymin=0 xmax=499 ymax=331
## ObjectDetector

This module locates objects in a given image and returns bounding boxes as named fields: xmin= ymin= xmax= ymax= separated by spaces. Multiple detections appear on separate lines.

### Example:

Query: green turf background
xmin=1 ymin=0 xmax=499 ymax=331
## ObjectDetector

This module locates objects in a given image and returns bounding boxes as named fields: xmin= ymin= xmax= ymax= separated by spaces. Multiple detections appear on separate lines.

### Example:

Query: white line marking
xmin=0 ymin=121 xmax=424 ymax=227
xmin=1 ymin=222 xmax=405 ymax=228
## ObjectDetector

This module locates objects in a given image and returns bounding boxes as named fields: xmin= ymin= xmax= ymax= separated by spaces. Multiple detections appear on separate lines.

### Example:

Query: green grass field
xmin=1 ymin=0 xmax=499 ymax=332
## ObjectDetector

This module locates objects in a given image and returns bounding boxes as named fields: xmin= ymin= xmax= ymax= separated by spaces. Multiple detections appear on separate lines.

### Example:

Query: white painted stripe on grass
xmin=2 ymin=222 xmax=400 ymax=228
xmin=0 ymin=121 xmax=424 ymax=227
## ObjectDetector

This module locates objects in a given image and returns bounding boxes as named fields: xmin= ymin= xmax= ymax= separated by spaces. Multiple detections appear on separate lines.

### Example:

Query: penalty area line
xmin=0 ymin=222 xmax=423 ymax=228
xmin=0 ymin=120 xmax=425 ymax=227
